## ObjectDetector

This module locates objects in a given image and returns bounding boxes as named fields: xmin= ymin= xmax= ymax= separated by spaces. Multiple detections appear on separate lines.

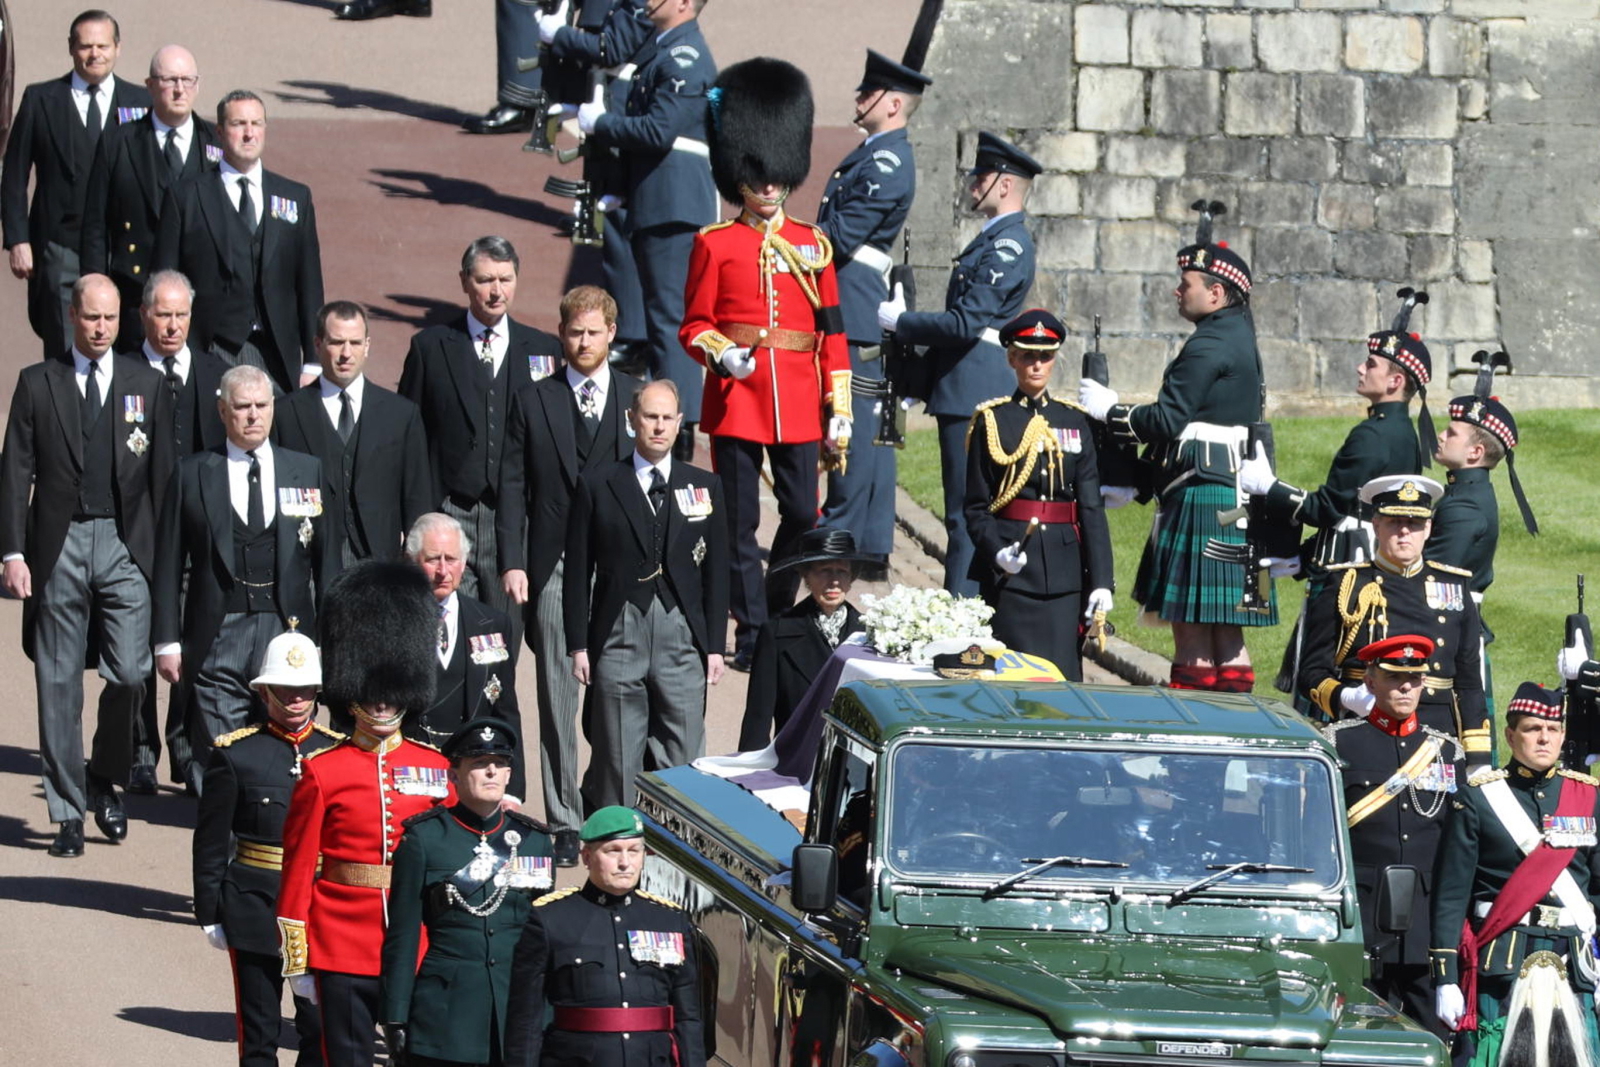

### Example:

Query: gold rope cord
xmin=977 ymin=408 xmax=1065 ymax=512
xmin=1334 ymin=568 xmax=1390 ymax=663
xmin=760 ymin=228 xmax=833 ymax=311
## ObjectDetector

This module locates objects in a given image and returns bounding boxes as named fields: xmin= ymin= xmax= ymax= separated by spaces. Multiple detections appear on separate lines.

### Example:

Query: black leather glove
xmin=382 ymin=1022 xmax=409 ymax=1066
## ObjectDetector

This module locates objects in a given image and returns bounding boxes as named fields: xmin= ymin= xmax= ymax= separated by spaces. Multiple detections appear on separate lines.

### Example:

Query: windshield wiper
xmin=1165 ymin=861 xmax=1314 ymax=906
xmin=982 ymin=855 xmax=1128 ymax=899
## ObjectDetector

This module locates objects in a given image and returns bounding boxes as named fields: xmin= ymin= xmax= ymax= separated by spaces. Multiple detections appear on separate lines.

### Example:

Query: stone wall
xmin=907 ymin=0 xmax=1600 ymax=410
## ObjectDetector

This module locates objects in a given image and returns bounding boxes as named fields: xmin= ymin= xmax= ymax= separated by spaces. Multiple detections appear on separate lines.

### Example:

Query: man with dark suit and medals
xmin=1430 ymin=683 xmax=1600 ymax=1066
xmin=1078 ymin=200 xmax=1273 ymax=693
xmin=1324 ymin=634 xmax=1465 ymax=1038
xmin=964 ymin=309 xmax=1113 ymax=681
xmin=193 ymin=626 xmax=340 ymax=1066
xmin=381 ymin=718 xmax=554 ymax=1066
xmin=153 ymin=364 xmax=336 ymax=788
xmin=504 ymin=806 xmax=705 ymax=1067
xmin=499 ymin=285 xmax=642 ymax=864
xmin=1300 ymin=475 xmax=1492 ymax=768
xmin=277 ymin=562 xmax=455 ymax=1067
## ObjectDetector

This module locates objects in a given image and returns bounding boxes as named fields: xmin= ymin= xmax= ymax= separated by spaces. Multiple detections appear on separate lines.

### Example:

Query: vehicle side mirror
xmin=1375 ymin=865 xmax=1417 ymax=934
xmin=791 ymin=843 xmax=839 ymax=913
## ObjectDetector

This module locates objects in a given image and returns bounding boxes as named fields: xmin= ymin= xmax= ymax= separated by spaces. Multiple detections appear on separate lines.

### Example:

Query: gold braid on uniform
xmin=1335 ymin=567 xmax=1390 ymax=663
xmin=761 ymin=228 xmax=833 ymax=312
xmin=972 ymin=404 xmax=1066 ymax=512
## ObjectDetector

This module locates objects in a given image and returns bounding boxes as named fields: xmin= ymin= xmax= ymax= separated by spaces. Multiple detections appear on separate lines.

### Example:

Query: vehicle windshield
xmin=884 ymin=742 xmax=1341 ymax=892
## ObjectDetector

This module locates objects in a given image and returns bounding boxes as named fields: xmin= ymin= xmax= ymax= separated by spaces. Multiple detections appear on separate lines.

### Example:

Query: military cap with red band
xmin=999 ymin=308 xmax=1066 ymax=351
xmin=1356 ymin=634 xmax=1435 ymax=673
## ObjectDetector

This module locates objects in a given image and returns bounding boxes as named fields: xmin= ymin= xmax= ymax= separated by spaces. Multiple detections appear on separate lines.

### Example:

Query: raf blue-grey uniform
xmin=896 ymin=206 xmax=1035 ymax=594
xmin=591 ymin=17 xmax=718 ymax=424
xmin=497 ymin=0 xmax=546 ymax=112
xmin=816 ymin=128 xmax=915 ymax=562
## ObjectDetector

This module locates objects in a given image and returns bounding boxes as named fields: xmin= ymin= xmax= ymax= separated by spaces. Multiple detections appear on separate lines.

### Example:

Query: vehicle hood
xmin=883 ymin=932 xmax=1338 ymax=1048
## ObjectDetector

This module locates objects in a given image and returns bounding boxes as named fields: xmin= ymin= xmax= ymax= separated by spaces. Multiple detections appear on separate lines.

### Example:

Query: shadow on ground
xmin=274 ymin=80 xmax=473 ymax=126
xmin=369 ymin=168 xmax=570 ymax=229
xmin=117 ymin=1006 xmax=237 ymax=1043
xmin=0 ymin=875 xmax=193 ymax=924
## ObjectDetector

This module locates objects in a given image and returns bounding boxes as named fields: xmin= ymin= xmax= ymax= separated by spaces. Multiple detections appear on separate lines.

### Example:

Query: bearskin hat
xmin=708 ymin=57 xmax=814 ymax=206
xmin=319 ymin=560 xmax=438 ymax=713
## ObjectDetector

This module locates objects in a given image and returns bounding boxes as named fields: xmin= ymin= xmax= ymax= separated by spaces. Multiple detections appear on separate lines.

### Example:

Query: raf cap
xmin=1357 ymin=634 xmax=1434 ymax=673
xmin=1000 ymin=308 xmax=1066 ymax=351
xmin=443 ymin=717 xmax=519 ymax=762
xmin=1360 ymin=474 xmax=1444 ymax=519
xmin=1505 ymin=681 xmax=1564 ymax=723
xmin=580 ymin=805 xmax=645 ymax=843
xmin=969 ymin=131 xmax=1043 ymax=179
xmin=857 ymin=49 xmax=933 ymax=95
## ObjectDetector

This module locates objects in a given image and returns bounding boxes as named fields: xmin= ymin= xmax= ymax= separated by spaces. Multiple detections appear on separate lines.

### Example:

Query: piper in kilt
xmin=964 ymin=309 xmax=1113 ymax=681
xmin=1079 ymin=201 xmax=1273 ymax=693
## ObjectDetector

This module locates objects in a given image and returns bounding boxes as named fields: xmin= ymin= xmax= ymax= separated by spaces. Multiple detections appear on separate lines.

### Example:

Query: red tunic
xmin=680 ymin=211 xmax=850 ymax=445
xmin=276 ymin=731 xmax=454 ymax=977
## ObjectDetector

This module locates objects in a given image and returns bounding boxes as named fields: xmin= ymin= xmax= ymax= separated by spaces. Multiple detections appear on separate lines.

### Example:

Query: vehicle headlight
xmin=951 ymin=1055 xmax=977 ymax=1067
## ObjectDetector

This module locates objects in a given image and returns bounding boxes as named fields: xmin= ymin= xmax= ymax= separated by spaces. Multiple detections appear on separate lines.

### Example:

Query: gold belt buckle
xmin=1537 ymin=903 xmax=1564 ymax=928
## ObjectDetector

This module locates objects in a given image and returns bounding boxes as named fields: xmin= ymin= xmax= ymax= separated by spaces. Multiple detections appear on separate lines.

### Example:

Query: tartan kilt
xmin=1134 ymin=481 xmax=1279 ymax=627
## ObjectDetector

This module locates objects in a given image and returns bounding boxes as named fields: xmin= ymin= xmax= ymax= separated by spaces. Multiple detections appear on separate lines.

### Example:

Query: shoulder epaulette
xmin=1052 ymin=396 xmax=1090 ymax=414
xmin=214 ymin=724 xmax=262 ymax=748
xmin=313 ymin=723 xmax=346 ymax=740
xmin=402 ymin=806 xmax=448 ymax=829
xmin=1559 ymin=768 xmax=1600 ymax=787
xmin=1425 ymin=560 xmax=1474 ymax=578
xmin=534 ymin=886 xmax=581 ymax=907
xmin=1325 ymin=560 xmax=1370 ymax=572
xmin=1468 ymin=768 xmax=1509 ymax=787
xmin=636 ymin=889 xmax=683 ymax=910
xmin=698 ymin=219 xmax=736 ymax=236
xmin=507 ymin=810 xmax=551 ymax=833
xmin=303 ymin=744 xmax=340 ymax=762
xmin=406 ymin=738 xmax=443 ymax=753
xmin=1321 ymin=719 xmax=1364 ymax=743
xmin=1421 ymin=725 xmax=1466 ymax=761
xmin=974 ymin=397 xmax=1008 ymax=414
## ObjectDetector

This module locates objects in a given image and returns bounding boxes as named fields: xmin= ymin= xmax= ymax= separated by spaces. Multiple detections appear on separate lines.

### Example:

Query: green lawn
xmin=901 ymin=410 xmax=1600 ymax=708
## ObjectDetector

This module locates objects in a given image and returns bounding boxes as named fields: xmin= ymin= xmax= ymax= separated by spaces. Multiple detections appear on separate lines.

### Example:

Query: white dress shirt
xmin=151 ymin=113 xmax=195 ymax=164
xmin=70 ymin=73 xmax=117 ymax=129
xmin=436 ymin=591 xmax=459 ymax=668
xmin=219 ymin=160 xmax=265 ymax=223
xmin=632 ymin=451 xmax=672 ymax=510
xmin=143 ymin=341 xmax=191 ymax=385
xmin=567 ymin=363 xmax=610 ymax=415
xmin=465 ymin=312 xmax=510 ymax=378
xmin=72 ymin=347 xmax=114 ymax=398
xmin=319 ymin=373 xmax=366 ymax=430
xmin=226 ymin=439 xmax=277 ymax=524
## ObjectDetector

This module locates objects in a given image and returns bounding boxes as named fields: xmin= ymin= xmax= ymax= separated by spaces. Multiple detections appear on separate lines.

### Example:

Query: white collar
xmin=142 ymin=342 xmax=189 ymax=367
xmin=71 ymin=73 xmax=114 ymax=96
xmin=73 ymin=348 xmax=112 ymax=377
xmin=633 ymin=451 xmax=672 ymax=482
xmin=437 ymin=591 xmax=458 ymax=616
xmin=151 ymin=113 xmax=192 ymax=137
xmin=220 ymin=159 xmax=263 ymax=181
xmin=981 ymin=210 xmax=1020 ymax=234
xmin=318 ymin=374 xmax=366 ymax=402
xmin=226 ymin=439 xmax=272 ymax=462
xmin=566 ymin=364 xmax=610 ymax=393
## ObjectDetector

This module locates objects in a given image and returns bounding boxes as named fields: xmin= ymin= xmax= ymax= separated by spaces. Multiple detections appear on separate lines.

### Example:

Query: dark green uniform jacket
xmin=380 ymin=803 xmax=554 ymax=1064
xmin=1425 ymin=468 xmax=1498 ymax=596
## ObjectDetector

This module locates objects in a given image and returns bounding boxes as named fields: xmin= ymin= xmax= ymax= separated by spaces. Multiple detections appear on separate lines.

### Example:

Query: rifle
xmin=1081 ymin=314 xmax=1147 ymax=495
xmin=1564 ymin=575 xmax=1598 ymax=769
xmin=542 ymin=68 xmax=607 ymax=246
xmin=510 ymin=0 xmax=568 ymax=154
xmin=1202 ymin=424 xmax=1298 ymax=614
xmin=880 ymin=229 xmax=927 ymax=410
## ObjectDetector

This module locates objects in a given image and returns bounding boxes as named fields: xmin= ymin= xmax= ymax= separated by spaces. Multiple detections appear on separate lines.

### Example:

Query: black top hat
xmin=320 ymin=561 xmax=439 ymax=714
xmin=999 ymin=308 xmax=1066 ymax=351
xmin=708 ymin=57 xmax=814 ymax=206
xmin=1176 ymin=199 xmax=1251 ymax=293
xmin=858 ymin=49 xmax=933 ymax=95
xmin=769 ymin=528 xmax=877 ymax=575
xmin=969 ymin=131 xmax=1042 ymax=179
xmin=1506 ymin=681 xmax=1564 ymax=723
xmin=444 ymin=717 xmax=520 ymax=763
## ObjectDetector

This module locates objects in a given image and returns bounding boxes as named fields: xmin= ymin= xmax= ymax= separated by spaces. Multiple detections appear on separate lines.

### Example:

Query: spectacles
xmin=155 ymin=76 xmax=199 ymax=89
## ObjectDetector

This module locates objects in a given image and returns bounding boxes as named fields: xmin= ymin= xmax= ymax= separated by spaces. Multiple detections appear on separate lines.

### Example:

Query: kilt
xmin=1134 ymin=481 xmax=1279 ymax=627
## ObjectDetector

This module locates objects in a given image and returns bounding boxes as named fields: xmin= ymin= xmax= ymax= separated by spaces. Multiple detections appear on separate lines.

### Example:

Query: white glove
xmin=1238 ymin=441 xmax=1276 ymax=497
xmin=826 ymin=415 xmax=851 ymax=452
xmin=1339 ymin=683 xmax=1376 ymax=717
xmin=535 ymin=1 xmax=567 ymax=44
xmin=596 ymin=194 xmax=623 ymax=213
xmin=289 ymin=973 xmax=319 ymax=1005
xmin=876 ymin=282 xmax=906 ymax=333
xmin=577 ymin=100 xmax=605 ymax=135
xmin=556 ymin=103 xmax=580 ymax=124
xmin=202 ymin=924 xmax=228 ymax=951
xmin=718 ymin=347 xmax=756 ymax=380
xmin=1559 ymin=632 xmax=1590 ymax=681
xmin=1435 ymin=983 xmax=1465 ymax=1031
xmin=1078 ymin=378 xmax=1118 ymax=421
xmin=995 ymin=543 xmax=1027 ymax=576
xmin=1100 ymin=485 xmax=1137 ymax=509
xmin=1084 ymin=588 xmax=1113 ymax=618
xmin=1263 ymin=555 xmax=1301 ymax=579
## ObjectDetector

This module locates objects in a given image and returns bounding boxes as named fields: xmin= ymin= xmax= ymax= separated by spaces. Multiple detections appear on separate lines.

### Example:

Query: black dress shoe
xmin=127 ymin=764 xmax=158 ymax=795
xmin=553 ymin=830 xmax=581 ymax=868
xmin=335 ymin=0 xmax=430 ymax=19
xmin=729 ymin=651 xmax=753 ymax=673
xmin=49 ymin=820 xmax=85 ymax=858
xmin=89 ymin=778 xmax=128 ymax=842
xmin=464 ymin=104 xmax=536 ymax=135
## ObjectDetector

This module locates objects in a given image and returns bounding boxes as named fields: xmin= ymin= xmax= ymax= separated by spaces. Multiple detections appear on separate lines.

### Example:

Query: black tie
xmin=162 ymin=355 xmax=181 ymax=397
xmin=85 ymin=83 xmax=103 ymax=143
xmin=83 ymin=361 xmax=104 ymax=427
xmin=247 ymin=450 xmax=265 ymax=532
xmin=163 ymin=127 xmax=183 ymax=177
xmin=337 ymin=390 xmax=354 ymax=444
xmin=236 ymin=176 xmax=257 ymax=233
xmin=648 ymin=468 xmax=667 ymax=515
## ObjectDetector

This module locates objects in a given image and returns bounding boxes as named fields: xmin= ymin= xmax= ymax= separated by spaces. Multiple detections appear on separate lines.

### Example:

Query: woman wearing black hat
xmin=737 ymin=529 xmax=869 ymax=750
xmin=965 ymin=309 xmax=1114 ymax=681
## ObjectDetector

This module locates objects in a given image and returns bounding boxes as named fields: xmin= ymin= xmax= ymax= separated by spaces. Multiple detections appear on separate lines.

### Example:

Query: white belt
xmin=1175 ymin=422 xmax=1250 ymax=447
xmin=979 ymin=328 xmax=1002 ymax=347
xmin=847 ymin=243 xmax=893 ymax=283
xmin=672 ymin=137 xmax=709 ymax=158
xmin=1474 ymin=900 xmax=1584 ymax=929
xmin=611 ymin=63 xmax=637 ymax=82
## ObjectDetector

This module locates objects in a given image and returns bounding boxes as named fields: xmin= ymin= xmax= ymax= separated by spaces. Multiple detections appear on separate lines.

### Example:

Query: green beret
xmin=580 ymin=806 xmax=644 ymax=843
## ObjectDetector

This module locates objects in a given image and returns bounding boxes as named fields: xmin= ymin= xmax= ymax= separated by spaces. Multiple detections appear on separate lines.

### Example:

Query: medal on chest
xmin=1544 ymin=814 xmax=1598 ymax=847
xmin=392 ymin=765 xmax=449 ymax=797
xmin=627 ymin=929 xmax=686 ymax=966
xmin=1424 ymin=576 xmax=1464 ymax=611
